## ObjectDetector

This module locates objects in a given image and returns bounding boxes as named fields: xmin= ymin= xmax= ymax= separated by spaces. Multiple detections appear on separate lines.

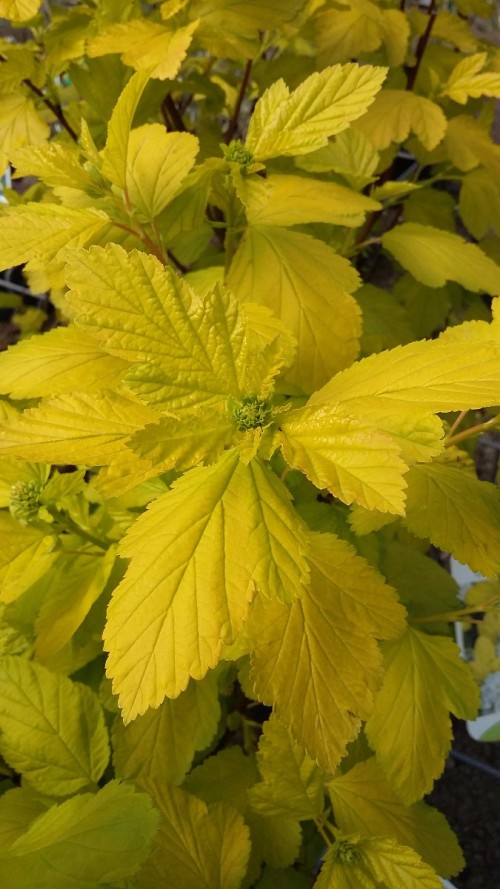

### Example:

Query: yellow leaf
xmin=315 ymin=0 xmax=384 ymax=66
xmin=190 ymin=0 xmax=307 ymax=59
xmin=137 ymin=783 xmax=251 ymax=889
xmin=316 ymin=834 xmax=442 ymax=889
xmin=279 ymin=405 xmax=408 ymax=514
xmin=10 ymin=141 xmax=92 ymax=190
xmin=445 ymin=114 xmax=500 ymax=178
xmin=404 ymin=462 xmax=500 ymax=577
xmin=296 ymin=126 xmax=379 ymax=192
xmin=441 ymin=51 xmax=500 ymax=103
xmin=0 ymin=0 xmax=41 ymax=21
xmin=310 ymin=336 xmax=500 ymax=414
xmin=105 ymin=451 xmax=309 ymax=719
xmin=328 ymin=758 xmax=464 ymax=878
xmin=0 ymin=389 xmax=158 ymax=465
xmin=249 ymin=533 xmax=405 ymax=772
xmin=228 ymin=225 xmax=361 ymax=393
xmin=0 ymin=93 xmax=49 ymax=168
xmin=380 ymin=8 xmax=410 ymax=67
xmin=355 ymin=89 xmax=446 ymax=151
xmin=366 ymin=628 xmax=479 ymax=803
xmin=459 ymin=167 xmax=500 ymax=240
xmin=0 ymin=326 xmax=129 ymax=399
xmin=383 ymin=223 xmax=500 ymax=293
xmin=101 ymin=69 xmax=151 ymax=190
xmin=87 ymin=19 xmax=198 ymax=80
xmin=0 ymin=204 xmax=111 ymax=273
xmin=243 ymin=173 xmax=380 ymax=227
xmin=245 ymin=63 xmax=387 ymax=160
xmin=126 ymin=125 xmax=199 ymax=219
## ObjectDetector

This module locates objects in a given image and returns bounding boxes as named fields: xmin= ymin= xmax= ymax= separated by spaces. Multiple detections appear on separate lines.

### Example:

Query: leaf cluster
xmin=0 ymin=0 xmax=499 ymax=886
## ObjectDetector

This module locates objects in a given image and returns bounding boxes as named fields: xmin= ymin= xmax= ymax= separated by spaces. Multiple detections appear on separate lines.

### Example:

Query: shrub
xmin=0 ymin=1 xmax=499 ymax=886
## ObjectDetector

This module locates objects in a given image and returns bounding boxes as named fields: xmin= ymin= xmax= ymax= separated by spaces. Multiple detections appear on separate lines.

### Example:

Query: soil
xmin=428 ymin=718 xmax=500 ymax=887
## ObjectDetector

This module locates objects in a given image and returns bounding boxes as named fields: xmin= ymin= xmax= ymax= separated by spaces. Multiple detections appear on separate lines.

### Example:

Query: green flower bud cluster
xmin=222 ymin=139 xmax=254 ymax=170
xmin=333 ymin=839 xmax=361 ymax=866
xmin=231 ymin=396 xmax=270 ymax=431
xmin=9 ymin=479 xmax=44 ymax=525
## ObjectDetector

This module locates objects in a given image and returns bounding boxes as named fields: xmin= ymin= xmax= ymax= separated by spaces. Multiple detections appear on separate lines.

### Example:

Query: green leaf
xmin=249 ymin=533 xmax=406 ymax=772
xmin=228 ymin=226 xmax=361 ymax=393
xmin=0 ymin=656 xmax=110 ymax=796
xmin=0 ymin=787 xmax=52 ymax=851
xmin=105 ymin=450 xmax=309 ymax=720
xmin=0 ymin=326 xmax=129 ymax=399
xmin=34 ymin=547 xmax=117 ymax=663
xmin=379 ymin=540 xmax=460 ymax=627
xmin=382 ymin=223 xmax=500 ymax=293
xmin=365 ymin=628 xmax=479 ymax=804
xmin=0 ymin=512 xmax=56 ymax=605
xmin=354 ymin=89 xmax=447 ymax=151
xmin=1 ymin=781 xmax=159 ymax=888
xmin=248 ymin=714 xmax=325 ymax=821
xmin=112 ymin=672 xmax=221 ymax=786
xmin=404 ymin=462 xmax=500 ymax=577
xmin=328 ymin=758 xmax=464 ymax=878
xmin=0 ymin=389 xmax=158 ymax=465
xmin=137 ymin=782 xmax=251 ymax=889
xmin=315 ymin=834 xmax=442 ymax=889
xmin=191 ymin=0 xmax=306 ymax=58
xmin=245 ymin=63 xmax=387 ymax=161
xmin=125 ymin=125 xmax=199 ymax=219
xmin=184 ymin=747 xmax=302 ymax=871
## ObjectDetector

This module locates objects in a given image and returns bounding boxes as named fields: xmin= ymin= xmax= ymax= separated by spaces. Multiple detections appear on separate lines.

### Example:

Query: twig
xmin=224 ymin=59 xmax=253 ymax=144
xmin=161 ymin=94 xmax=187 ymax=132
xmin=405 ymin=0 xmax=437 ymax=92
xmin=24 ymin=78 xmax=78 ymax=141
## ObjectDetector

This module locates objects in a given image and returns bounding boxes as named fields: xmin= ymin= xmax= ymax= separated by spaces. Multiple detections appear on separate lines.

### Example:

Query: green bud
xmin=221 ymin=139 xmax=254 ymax=170
xmin=9 ymin=479 xmax=44 ymax=525
xmin=231 ymin=396 xmax=270 ymax=431
xmin=333 ymin=839 xmax=361 ymax=866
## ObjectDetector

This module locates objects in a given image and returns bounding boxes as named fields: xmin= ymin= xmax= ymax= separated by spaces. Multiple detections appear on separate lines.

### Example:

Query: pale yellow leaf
xmin=228 ymin=225 xmax=361 ymax=393
xmin=244 ymin=173 xmax=380 ymax=227
xmin=105 ymin=451 xmax=309 ymax=720
xmin=246 ymin=63 xmax=387 ymax=160
xmin=355 ymin=89 xmax=447 ymax=151
xmin=328 ymin=757 xmax=464 ymax=878
xmin=383 ymin=223 xmax=500 ymax=293
xmin=87 ymin=19 xmax=198 ymax=80
xmin=126 ymin=125 xmax=198 ymax=219
xmin=249 ymin=533 xmax=405 ymax=772
xmin=0 ymin=326 xmax=129 ymax=398
xmin=0 ymin=389 xmax=159 ymax=465
xmin=366 ymin=628 xmax=479 ymax=803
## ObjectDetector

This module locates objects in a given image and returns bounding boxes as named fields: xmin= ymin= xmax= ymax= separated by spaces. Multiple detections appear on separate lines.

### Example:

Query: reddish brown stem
xmin=24 ymin=78 xmax=78 ymax=141
xmin=405 ymin=0 xmax=437 ymax=92
xmin=224 ymin=59 xmax=253 ymax=144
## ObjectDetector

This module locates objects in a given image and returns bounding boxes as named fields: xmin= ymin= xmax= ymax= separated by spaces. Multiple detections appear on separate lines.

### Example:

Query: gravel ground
xmin=429 ymin=719 xmax=500 ymax=889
